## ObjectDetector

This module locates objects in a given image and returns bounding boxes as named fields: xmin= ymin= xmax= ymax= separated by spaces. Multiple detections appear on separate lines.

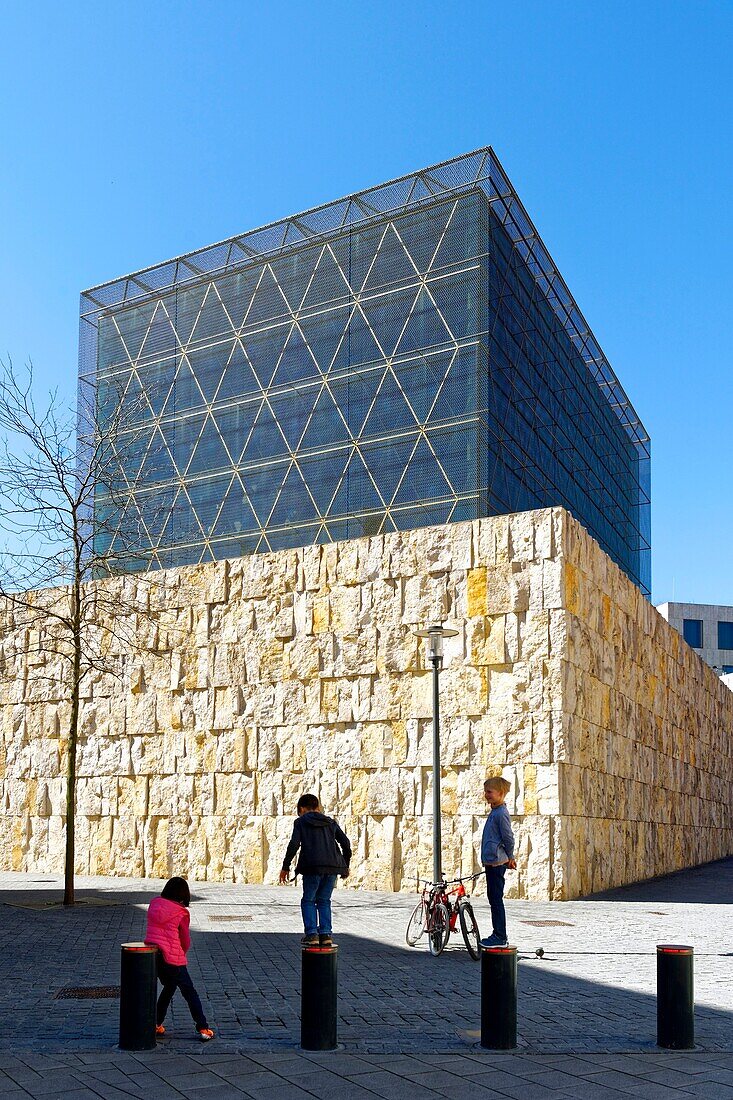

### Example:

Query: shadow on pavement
xmin=583 ymin=856 xmax=733 ymax=904
xmin=1 ymin=893 xmax=732 ymax=1056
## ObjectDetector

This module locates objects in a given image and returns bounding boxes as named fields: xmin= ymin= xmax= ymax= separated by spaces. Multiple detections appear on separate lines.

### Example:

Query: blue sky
xmin=1 ymin=0 xmax=731 ymax=605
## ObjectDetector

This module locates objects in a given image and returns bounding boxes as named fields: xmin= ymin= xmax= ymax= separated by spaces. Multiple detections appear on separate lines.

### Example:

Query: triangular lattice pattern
xmin=94 ymin=192 xmax=484 ymax=569
xmin=83 ymin=148 xmax=651 ymax=594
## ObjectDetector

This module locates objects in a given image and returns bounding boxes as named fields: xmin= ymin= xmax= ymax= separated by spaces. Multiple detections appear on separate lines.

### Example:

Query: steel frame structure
xmin=79 ymin=147 xmax=651 ymax=593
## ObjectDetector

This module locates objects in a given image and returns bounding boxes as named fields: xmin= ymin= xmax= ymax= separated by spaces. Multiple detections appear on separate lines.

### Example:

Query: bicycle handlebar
xmin=416 ymin=871 xmax=483 ymax=888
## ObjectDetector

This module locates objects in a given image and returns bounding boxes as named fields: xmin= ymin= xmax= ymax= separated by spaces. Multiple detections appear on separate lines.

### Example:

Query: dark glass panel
xmin=395 ymin=288 xmax=451 ymax=356
xmin=392 ymin=437 xmax=453 ymax=506
xmin=171 ymin=413 xmax=205 ymax=476
xmin=299 ymin=386 xmax=349 ymax=450
xmin=363 ymin=223 xmax=417 ymax=291
xmin=336 ymin=307 xmax=382 ymax=370
xmin=187 ymin=340 xmax=236 ymax=403
xmin=301 ymin=247 xmax=351 ymax=308
xmin=139 ymin=485 xmax=176 ymax=543
xmin=187 ymin=475 xmax=231 ymax=535
xmin=188 ymin=287 xmax=233 ymax=346
xmin=138 ymin=427 xmax=175 ymax=485
xmin=113 ymin=300 xmax=157 ymax=363
xmin=268 ymin=386 xmax=316 ymax=451
xmin=427 ymin=270 xmax=479 ymax=340
xmin=392 ymin=501 xmax=453 ymax=530
xmin=328 ymin=449 xmax=384 ymax=516
xmin=429 ymin=347 xmax=477 ymax=421
xmin=98 ymin=315 xmax=130 ymax=369
xmin=240 ymin=325 xmax=290 ymax=389
xmin=296 ymin=449 xmax=350 ymax=514
xmin=214 ymin=268 xmax=260 ymax=329
xmin=173 ymin=283 xmax=209 ymax=346
xmin=243 ymin=401 xmax=289 ymax=461
xmin=391 ymin=202 xmax=450 ymax=273
xmin=139 ymin=304 xmax=178 ymax=362
xmin=212 ymin=401 xmax=259 ymax=464
xmin=298 ymin=309 xmax=349 ymax=373
xmin=330 ymin=222 xmax=384 ymax=293
xmin=335 ymin=367 xmax=383 ymax=438
xmin=361 ymin=437 xmax=417 ymax=505
xmin=392 ymin=351 xmax=451 ymax=424
xmin=210 ymin=477 xmax=258 ymax=537
xmin=210 ymin=533 xmax=260 ymax=560
xmin=718 ymin=622 xmax=733 ymax=650
xmin=188 ymin=415 xmax=231 ymax=476
xmin=361 ymin=368 xmax=417 ymax=439
xmin=245 ymin=266 xmax=290 ymax=326
xmin=267 ymin=523 xmax=320 ymax=551
xmin=240 ymin=462 xmax=288 ymax=526
xmin=269 ymin=465 xmax=319 ymax=528
xmin=133 ymin=358 xmax=175 ymax=420
xmin=166 ymin=357 xmax=204 ymax=414
xmin=360 ymin=288 xmax=416 ymax=358
xmin=427 ymin=425 xmax=478 ymax=495
xmin=270 ymin=248 xmax=321 ymax=312
xmin=215 ymin=342 xmax=262 ymax=402
xmin=269 ymin=325 xmax=319 ymax=387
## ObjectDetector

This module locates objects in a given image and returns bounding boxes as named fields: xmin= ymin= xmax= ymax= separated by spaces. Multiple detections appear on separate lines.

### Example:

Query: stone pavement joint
xmin=2 ymin=861 xmax=733 ymax=1096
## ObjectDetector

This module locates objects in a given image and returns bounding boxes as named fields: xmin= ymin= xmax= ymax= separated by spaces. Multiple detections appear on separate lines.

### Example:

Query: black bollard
xmin=481 ymin=945 xmax=517 ymax=1050
xmin=301 ymin=945 xmax=338 ymax=1051
xmin=119 ymin=942 xmax=158 ymax=1051
xmin=657 ymin=945 xmax=694 ymax=1050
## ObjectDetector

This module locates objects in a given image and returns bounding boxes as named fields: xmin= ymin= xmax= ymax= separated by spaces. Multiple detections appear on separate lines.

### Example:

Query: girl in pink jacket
xmin=145 ymin=877 xmax=214 ymax=1041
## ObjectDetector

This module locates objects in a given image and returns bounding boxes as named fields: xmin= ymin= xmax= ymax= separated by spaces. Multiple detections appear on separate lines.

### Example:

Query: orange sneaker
xmin=155 ymin=1025 xmax=165 ymax=1036
xmin=198 ymin=1028 xmax=214 ymax=1042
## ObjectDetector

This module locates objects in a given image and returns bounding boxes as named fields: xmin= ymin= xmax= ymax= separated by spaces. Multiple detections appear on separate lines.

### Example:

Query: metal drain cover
xmin=520 ymin=919 xmax=575 ymax=927
xmin=208 ymin=914 xmax=253 ymax=922
xmin=56 ymin=986 xmax=120 ymax=1000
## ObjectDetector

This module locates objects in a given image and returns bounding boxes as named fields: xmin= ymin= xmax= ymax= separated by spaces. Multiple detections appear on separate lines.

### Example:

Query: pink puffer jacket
xmin=145 ymin=896 xmax=191 ymax=965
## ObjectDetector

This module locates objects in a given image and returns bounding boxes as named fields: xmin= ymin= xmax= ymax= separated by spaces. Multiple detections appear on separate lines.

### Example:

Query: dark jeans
xmin=485 ymin=864 xmax=507 ymax=940
xmin=156 ymin=956 xmax=208 ymax=1029
xmin=301 ymin=873 xmax=338 ymax=935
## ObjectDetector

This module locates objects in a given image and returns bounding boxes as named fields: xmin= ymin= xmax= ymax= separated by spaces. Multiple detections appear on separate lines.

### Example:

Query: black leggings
xmin=156 ymin=956 xmax=208 ymax=1029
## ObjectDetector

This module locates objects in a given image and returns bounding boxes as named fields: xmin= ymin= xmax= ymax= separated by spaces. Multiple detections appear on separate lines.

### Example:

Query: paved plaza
xmin=1 ymin=861 xmax=733 ymax=1097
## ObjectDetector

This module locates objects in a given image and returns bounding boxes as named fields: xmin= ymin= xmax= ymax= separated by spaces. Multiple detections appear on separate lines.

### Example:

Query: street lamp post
xmin=414 ymin=622 xmax=459 ymax=884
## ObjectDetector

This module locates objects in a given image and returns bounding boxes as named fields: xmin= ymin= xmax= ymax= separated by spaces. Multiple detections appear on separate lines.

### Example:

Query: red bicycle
xmin=406 ymin=874 xmax=482 ymax=959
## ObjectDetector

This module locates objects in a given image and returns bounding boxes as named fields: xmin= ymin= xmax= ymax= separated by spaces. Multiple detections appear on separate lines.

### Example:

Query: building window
xmin=683 ymin=619 xmax=703 ymax=648
xmin=718 ymin=622 xmax=733 ymax=651
xmin=723 ymin=666 xmax=733 ymax=675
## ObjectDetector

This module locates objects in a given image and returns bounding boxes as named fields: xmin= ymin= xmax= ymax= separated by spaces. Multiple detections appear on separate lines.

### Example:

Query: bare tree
xmin=0 ymin=359 xmax=159 ymax=905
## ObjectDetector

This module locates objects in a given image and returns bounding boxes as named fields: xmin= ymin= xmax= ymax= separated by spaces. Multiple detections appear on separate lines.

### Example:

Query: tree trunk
xmin=63 ymin=583 xmax=82 ymax=907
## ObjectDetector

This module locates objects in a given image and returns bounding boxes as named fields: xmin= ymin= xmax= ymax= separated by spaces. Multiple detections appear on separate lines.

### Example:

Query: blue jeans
xmin=301 ymin=873 xmax=338 ymax=935
xmin=486 ymin=865 xmax=507 ymax=940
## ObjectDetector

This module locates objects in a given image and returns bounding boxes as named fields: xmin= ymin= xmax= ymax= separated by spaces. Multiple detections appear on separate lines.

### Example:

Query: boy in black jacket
xmin=279 ymin=793 xmax=352 ymax=946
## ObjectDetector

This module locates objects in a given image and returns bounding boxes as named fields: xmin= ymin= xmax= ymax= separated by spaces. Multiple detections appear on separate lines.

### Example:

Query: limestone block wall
xmin=1 ymin=507 xmax=732 ymax=899
xmin=556 ymin=519 xmax=733 ymax=896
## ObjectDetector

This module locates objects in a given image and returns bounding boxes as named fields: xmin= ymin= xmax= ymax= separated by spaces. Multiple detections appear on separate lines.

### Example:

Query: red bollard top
xmin=121 ymin=942 xmax=158 ymax=953
xmin=657 ymin=945 xmax=693 ymax=954
xmin=302 ymin=945 xmax=338 ymax=954
xmin=480 ymin=944 xmax=517 ymax=954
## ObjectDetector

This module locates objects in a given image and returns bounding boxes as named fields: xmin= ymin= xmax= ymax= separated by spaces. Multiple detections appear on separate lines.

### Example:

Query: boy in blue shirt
xmin=480 ymin=776 xmax=516 ymax=947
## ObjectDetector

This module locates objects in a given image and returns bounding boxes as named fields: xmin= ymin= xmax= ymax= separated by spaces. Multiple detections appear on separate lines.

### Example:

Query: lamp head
xmin=413 ymin=622 xmax=459 ymax=663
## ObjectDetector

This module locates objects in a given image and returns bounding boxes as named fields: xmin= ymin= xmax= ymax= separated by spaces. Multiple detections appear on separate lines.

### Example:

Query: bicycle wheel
xmin=458 ymin=899 xmax=481 ymax=960
xmin=428 ymin=901 xmax=450 ymax=956
xmin=405 ymin=900 xmax=426 ymax=946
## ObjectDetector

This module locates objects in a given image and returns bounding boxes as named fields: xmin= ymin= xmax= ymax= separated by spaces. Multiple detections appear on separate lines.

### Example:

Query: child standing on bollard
xmin=279 ymin=794 xmax=352 ymax=946
xmin=480 ymin=776 xmax=517 ymax=948
xmin=145 ymin=877 xmax=214 ymax=1041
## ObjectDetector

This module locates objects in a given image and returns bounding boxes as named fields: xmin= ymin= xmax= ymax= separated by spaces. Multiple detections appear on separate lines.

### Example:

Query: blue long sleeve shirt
xmin=481 ymin=804 xmax=515 ymax=865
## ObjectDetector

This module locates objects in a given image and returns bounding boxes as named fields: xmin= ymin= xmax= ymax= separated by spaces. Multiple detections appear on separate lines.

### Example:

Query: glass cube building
xmin=79 ymin=148 xmax=651 ymax=594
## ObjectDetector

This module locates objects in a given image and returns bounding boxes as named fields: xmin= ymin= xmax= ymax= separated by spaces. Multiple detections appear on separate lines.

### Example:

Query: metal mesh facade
xmin=79 ymin=148 xmax=651 ymax=594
